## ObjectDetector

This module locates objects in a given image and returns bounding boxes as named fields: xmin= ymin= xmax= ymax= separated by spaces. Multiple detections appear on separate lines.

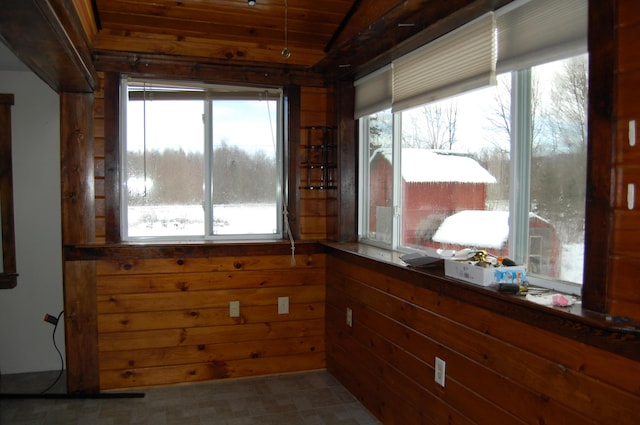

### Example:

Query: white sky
xmin=404 ymin=58 xmax=567 ymax=155
xmin=127 ymin=99 xmax=279 ymax=155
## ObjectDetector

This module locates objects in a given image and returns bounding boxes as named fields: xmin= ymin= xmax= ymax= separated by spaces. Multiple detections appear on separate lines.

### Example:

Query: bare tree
xmin=533 ymin=54 xmax=589 ymax=244
xmin=548 ymin=56 xmax=588 ymax=154
xmin=485 ymin=73 xmax=544 ymax=154
xmin=402 ymin=99 xmax=458 ymax=149
xmin=367 ymin=109 xmax=393 ymax=155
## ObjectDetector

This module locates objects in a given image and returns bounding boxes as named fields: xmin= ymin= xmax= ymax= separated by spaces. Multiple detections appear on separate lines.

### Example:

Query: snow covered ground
xmin=127 ymin=203 xmax=584 ymax=285
xmin=560 ymin=242 xmax=584 ymax=284
xmin=127 ymin=204 xmax=277 ymax=237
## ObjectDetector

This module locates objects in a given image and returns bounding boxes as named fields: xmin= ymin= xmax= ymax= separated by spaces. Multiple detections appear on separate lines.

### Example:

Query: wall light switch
xmin=346 ymin=307 xmax=353 ymax=327
xmin=278 ymin=296 xmax=289 ymax=314
xmin=229 ymin=300 xmax=240 ymax=318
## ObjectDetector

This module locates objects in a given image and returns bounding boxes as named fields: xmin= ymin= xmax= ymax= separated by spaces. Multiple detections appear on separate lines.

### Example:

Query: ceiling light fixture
xmin=248 ymin=0 xmax=256 ymax=6
xmin=281 ymin=0 xmax=290 ymax=59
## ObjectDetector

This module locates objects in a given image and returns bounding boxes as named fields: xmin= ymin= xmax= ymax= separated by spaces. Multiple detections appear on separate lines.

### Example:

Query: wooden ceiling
xmin=1 ymin=0 xmax=513 ymax=92
xmin=93 ymin=0 xmax=357 ymax=68
xmin=90 ymin=0 xmax=511 ymax=74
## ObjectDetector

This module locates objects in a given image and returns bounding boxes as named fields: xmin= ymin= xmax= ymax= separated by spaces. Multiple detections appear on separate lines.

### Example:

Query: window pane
xmin=126 ymin=99 xmax=205 ymax=237
xmin=399 ymin=76 xmax=511 ymax=254
xmin=529 ymin=55 xmax=587 ymax=283
xmin=364 ymin=110 xmax=394 ymax=244
xmin=211 ymin=100 xmax=279 ymax=235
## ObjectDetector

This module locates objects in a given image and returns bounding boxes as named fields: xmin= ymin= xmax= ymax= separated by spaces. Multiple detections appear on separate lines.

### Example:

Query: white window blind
xmin=354 ymin=65 xmax=392 ymax=119
xmin=496 ymin=0 xmax=588 ymax=73
xmin=391 ymin=12 xmax=496 ymax=113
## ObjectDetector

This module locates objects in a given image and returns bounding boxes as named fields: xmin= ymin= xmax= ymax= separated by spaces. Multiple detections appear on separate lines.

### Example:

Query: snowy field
xmin=560 ymin=242 xmax=584 ymax=284
xmin=128 ymin=203 xmax=584 ymax=284
xmin=127 ymin=204 xmax=277 ymax=237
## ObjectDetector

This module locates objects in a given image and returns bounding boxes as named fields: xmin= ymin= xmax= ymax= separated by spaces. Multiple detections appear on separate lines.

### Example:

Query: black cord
xmin=0 ymin=309 xmax=145 ymax=399
xmin=40 ymin=310 xmax=65 ymax=394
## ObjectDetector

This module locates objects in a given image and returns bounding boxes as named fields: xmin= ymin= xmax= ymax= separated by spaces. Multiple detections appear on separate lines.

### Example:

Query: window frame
xmin=356 ymin=0 xmax=588 ymax=295
xmin=119 ymin=77 xmax=285 ymax=242
xmin=358 ymin=54 xmax=588 ymax=294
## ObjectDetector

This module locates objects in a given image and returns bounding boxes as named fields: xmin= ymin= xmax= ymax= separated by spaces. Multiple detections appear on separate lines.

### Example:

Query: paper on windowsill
xmin=525 ymin=293 xmax=577 ymax=307
xmin=400 ymin=248 xmax=474 ymax=267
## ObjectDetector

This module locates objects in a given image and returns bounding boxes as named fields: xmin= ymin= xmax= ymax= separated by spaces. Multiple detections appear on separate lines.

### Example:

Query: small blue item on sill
xmin=494 ymin=268 xmax=526 ymax=284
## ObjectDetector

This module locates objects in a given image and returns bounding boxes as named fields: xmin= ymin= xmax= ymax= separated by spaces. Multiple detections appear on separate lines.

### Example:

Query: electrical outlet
xmin=229 ymin=300 xmax=240 ymax=318
xmin=346 ymin=307 xmax=353 ymax=327
xmin=44 ymin=313 xmax=58 ymax=326
xmin=435 ymin=357 xmax=446 ymax=387
xmin=278 ymin=296 xmax=289 ymax=314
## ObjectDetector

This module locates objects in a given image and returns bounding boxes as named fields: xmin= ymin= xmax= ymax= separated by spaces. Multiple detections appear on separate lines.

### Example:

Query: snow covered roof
xmin=373 ymin=148 xmax=496 ymax=184
xmin=432 ymin=210 xmax=509 ymax=249
xmin=431 ymin=210 xmax=551 ymax=249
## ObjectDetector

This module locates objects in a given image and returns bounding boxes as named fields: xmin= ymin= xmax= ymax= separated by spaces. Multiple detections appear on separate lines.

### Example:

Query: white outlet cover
xmin=229 ymin=300 xmax=240 ymax=318
xmin=435 ymin=357 xmax=446 ymax=387
xmin=278 ymin=296 xmax=289 ymax=314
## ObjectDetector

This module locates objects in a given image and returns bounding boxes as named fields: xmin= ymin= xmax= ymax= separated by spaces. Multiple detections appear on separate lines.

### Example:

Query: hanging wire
xmin=142 ymin=82 xmax=148 ymax=198
xmin=265 ymin=90 xmax=296 ymax=266
xmin=40 ymin=310 xmax=65 ymax=394
xmin=282 ymin=0 xmax=291 ymax=59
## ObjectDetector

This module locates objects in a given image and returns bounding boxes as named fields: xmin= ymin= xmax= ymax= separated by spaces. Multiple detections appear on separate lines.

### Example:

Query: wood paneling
xmin=93 ymin=31 xmax=326 ymax=68
xmin=93 ymin=51 xmax=327 ymax=89
xmin=326 ymin=254 xmax=640 ymax=425
xmin=298 ymin=87 xmax=337 ymax=240
xmin=0 ymin=94 xmax=17 ymax=289
xmin=92 ymin=0 xmax=355 ymax=68
xmin=0 ymin=0 xmax=96 ymax=92
xmin=70 ymin=0 xmax=97 ymax=40
xmin=102 ymin=72 xmax=121 ymax=243
xmin=608 ymin=0 xmax=640 ymax=320
xmin=61 ymin=92 xmax=99 ymax=393
xmin=320 ymin=0 xmax=513 ymax=78
xmin=335 ymin=79 xmax=357 ymax=242
xmin=47 ymin=0 xmax=640 ymax=410
xmin=96 ymin=252 xmax=326 ymax=390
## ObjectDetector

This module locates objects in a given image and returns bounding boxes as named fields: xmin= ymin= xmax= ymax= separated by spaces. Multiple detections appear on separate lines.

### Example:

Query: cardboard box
xmin=444 ymin=259 xmax=526 ymax=287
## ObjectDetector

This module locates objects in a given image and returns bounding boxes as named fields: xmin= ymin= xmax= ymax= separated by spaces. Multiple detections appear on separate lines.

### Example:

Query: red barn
xmin=370 ymin=148 xmax=496 ymax=245
xmin=370 ymin=148 xmax=561 ymax=277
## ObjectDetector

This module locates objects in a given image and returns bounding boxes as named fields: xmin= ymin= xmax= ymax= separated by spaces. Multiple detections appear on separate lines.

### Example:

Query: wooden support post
xmin=60 ymin=92 xmax=99 ymax=393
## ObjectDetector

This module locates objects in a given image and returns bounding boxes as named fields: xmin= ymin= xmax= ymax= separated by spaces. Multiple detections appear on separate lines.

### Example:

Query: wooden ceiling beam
xmin=92 ymin=30 xmax=326 ymax=68
xmin=0 ymin=0 xmax=97 ymax=93
xmin=318 ymin=0 xmax=514 ymax=79
xmin=92 ymin=50 xmax=328 ymax=88
xmin=94 ymin=11 xmax=331 ymax=51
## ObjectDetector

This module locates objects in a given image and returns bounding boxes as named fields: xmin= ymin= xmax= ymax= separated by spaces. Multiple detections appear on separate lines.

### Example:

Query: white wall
xmin=0 ymin=69 xmax=65 ymax=374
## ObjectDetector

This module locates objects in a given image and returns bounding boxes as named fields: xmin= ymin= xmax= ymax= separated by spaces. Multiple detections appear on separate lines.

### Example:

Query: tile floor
xmin=0 ymin=369 xmax=381 ymax=425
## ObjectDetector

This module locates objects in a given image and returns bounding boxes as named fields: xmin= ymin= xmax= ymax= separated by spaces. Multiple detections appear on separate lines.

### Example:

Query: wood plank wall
xmin=611 ymin=0 xmax=640 ymax=319
xmin=325 ymin=254 xmax=640 ymax=425
xmin=90 ymin=75 xmax=331 ymax=390
xmin=299 ymin=86 xmax=337 ymax=240
xmin=94 ymin=75 xmax=106 ymax=243
xmin=96 ymin=252 xmax=326 ymax=390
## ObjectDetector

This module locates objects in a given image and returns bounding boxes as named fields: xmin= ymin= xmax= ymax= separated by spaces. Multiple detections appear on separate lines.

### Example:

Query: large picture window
xmin=358 ymin=0 xmax=588 ymax=293
xmin=121 ymin=79 xmax=283 ymax=241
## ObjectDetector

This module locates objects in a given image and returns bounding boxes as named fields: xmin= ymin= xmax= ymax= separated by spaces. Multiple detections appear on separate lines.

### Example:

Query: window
xmin=358 ymin=0 xmax=588 ymax=293
xmin=121 ymin=79 xmax=284 ymax=241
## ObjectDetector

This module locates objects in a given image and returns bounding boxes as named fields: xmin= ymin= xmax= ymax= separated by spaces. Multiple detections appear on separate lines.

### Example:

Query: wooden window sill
xmin=63 ymin=240 xmax=324 ymax=261
xmin=321 ymin=241 xmax=640 ymax=362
